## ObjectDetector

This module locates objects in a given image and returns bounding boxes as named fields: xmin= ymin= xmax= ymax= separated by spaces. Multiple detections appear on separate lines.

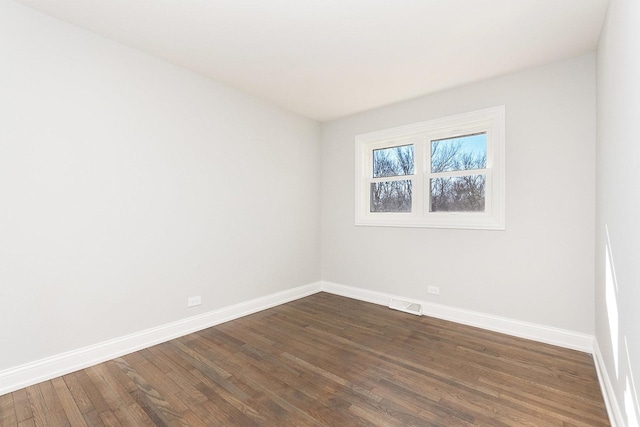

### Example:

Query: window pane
xmin=370 ymin=180 xmax=412 ymax=212
xmin=430 ymin=175 xmax=485 ymax=212
xmin=431 ymin=133 xmax=486 ymax=173
xmin=373 ymin=144 xmax=414 ymax=178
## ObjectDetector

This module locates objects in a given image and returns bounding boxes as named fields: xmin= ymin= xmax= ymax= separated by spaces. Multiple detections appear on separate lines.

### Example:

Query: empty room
xmin=1 ymin=0 xmax=638 ymax=425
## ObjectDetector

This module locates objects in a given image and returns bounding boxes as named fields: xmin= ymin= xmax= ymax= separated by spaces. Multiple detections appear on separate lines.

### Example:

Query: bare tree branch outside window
xmin=430 ymin=133 xmax=487 ymax=212
xmin=369 ymin=134 xmax=486 ymax=213
xmin=370 ymin=145 xmax=414 ymax=212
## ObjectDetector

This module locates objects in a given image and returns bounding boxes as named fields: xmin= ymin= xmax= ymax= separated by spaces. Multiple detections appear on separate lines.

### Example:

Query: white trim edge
xmin=321 ymin=281 xmax=594 ymax=353
xmin=593 ymin=339 xmax=623 ymax=427
xmin=0 ymin=282 xmax=322 ymax=396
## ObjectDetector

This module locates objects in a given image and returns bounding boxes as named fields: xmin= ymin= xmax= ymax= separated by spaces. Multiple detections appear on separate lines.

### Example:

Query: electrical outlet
xmin=427 ymin=286 xmax=440 ymax=295
xmin=187 ymin=296 xmax=202 ymax=307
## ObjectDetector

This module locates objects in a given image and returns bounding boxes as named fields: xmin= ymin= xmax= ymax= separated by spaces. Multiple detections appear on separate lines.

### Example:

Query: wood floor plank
xmin=25 ymin=382 xmax=69 ymax=427
xmin=113 ymin=358 xmax=188 ymax=427
xmin=68 ymin=370 xmax=110 ymax=416
xmin=1 ymin=293 xmax=610 ymax=426
xmin=0 ymin=393 xmax=17 ymax=427
xmin=97 ymin=410 xmax=122 ymax=427
xmin=144 ymin=346 xmax=209 ymax=406
xmin=10 ymin=388 xmax=32 ymax=425
xmin=117 ymin=355 xmax=190 ymax=416
xmin=60 ymin=374 xmax=94 ymax=416
xmin=80 ymin=409 xmax=105 ymax=427
xmin=83 ymin=366 xmax=134 ymax=426
xmin=50 ymin=377 xmax=87 ymax=427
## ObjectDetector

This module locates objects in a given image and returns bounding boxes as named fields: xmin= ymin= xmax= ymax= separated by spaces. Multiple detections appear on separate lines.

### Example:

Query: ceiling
xmin=17 ymin=0 xmax=609 ymax=122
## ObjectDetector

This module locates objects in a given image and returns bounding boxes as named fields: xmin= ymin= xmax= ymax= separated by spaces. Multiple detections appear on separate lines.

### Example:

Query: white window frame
xmin=355 ymin=106 xmax=505 ymax=230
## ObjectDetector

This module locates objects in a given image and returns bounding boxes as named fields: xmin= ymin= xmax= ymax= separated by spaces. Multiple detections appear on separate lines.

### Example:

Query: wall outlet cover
xmin=187 ymin=296 xmax=202 ymax=307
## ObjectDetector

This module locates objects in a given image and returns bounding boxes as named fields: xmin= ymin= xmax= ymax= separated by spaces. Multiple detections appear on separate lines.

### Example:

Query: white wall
xmin=321 ymin=54 xmax=596 ymax=334
xmin=596 ymin=0 xmax=640 ymax=424
xmin=0 ymin=1 xmax=321 ymax=372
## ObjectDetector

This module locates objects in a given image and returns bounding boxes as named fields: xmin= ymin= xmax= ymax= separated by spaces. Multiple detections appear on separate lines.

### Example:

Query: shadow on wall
xmin=605 ymin=225 xmax=640 ymax=426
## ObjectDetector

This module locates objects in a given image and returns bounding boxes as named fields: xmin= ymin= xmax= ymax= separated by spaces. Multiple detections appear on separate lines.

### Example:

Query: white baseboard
xmin=0 ymin=282 xmax=322 ymax=396
xmin=593 ymin=339 xmax=624 ymax=427
xmin=321 ymin=281 xmax=594 ymax=353
xmin=0 ymin=280 xmax=601 ymax=402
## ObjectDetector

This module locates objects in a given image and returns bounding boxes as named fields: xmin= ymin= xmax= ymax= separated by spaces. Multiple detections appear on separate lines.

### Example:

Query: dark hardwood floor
xmin=0 ymin=292 xmax=610 ymax=426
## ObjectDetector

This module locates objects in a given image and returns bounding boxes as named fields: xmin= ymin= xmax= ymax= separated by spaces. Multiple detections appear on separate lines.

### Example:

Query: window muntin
xmin=355 ymin=106 xmax=505 ymax=229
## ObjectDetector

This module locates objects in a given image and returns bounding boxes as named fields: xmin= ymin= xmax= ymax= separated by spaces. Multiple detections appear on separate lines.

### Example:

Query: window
xmin=355 ymin=106 xmax=505 ymax=229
